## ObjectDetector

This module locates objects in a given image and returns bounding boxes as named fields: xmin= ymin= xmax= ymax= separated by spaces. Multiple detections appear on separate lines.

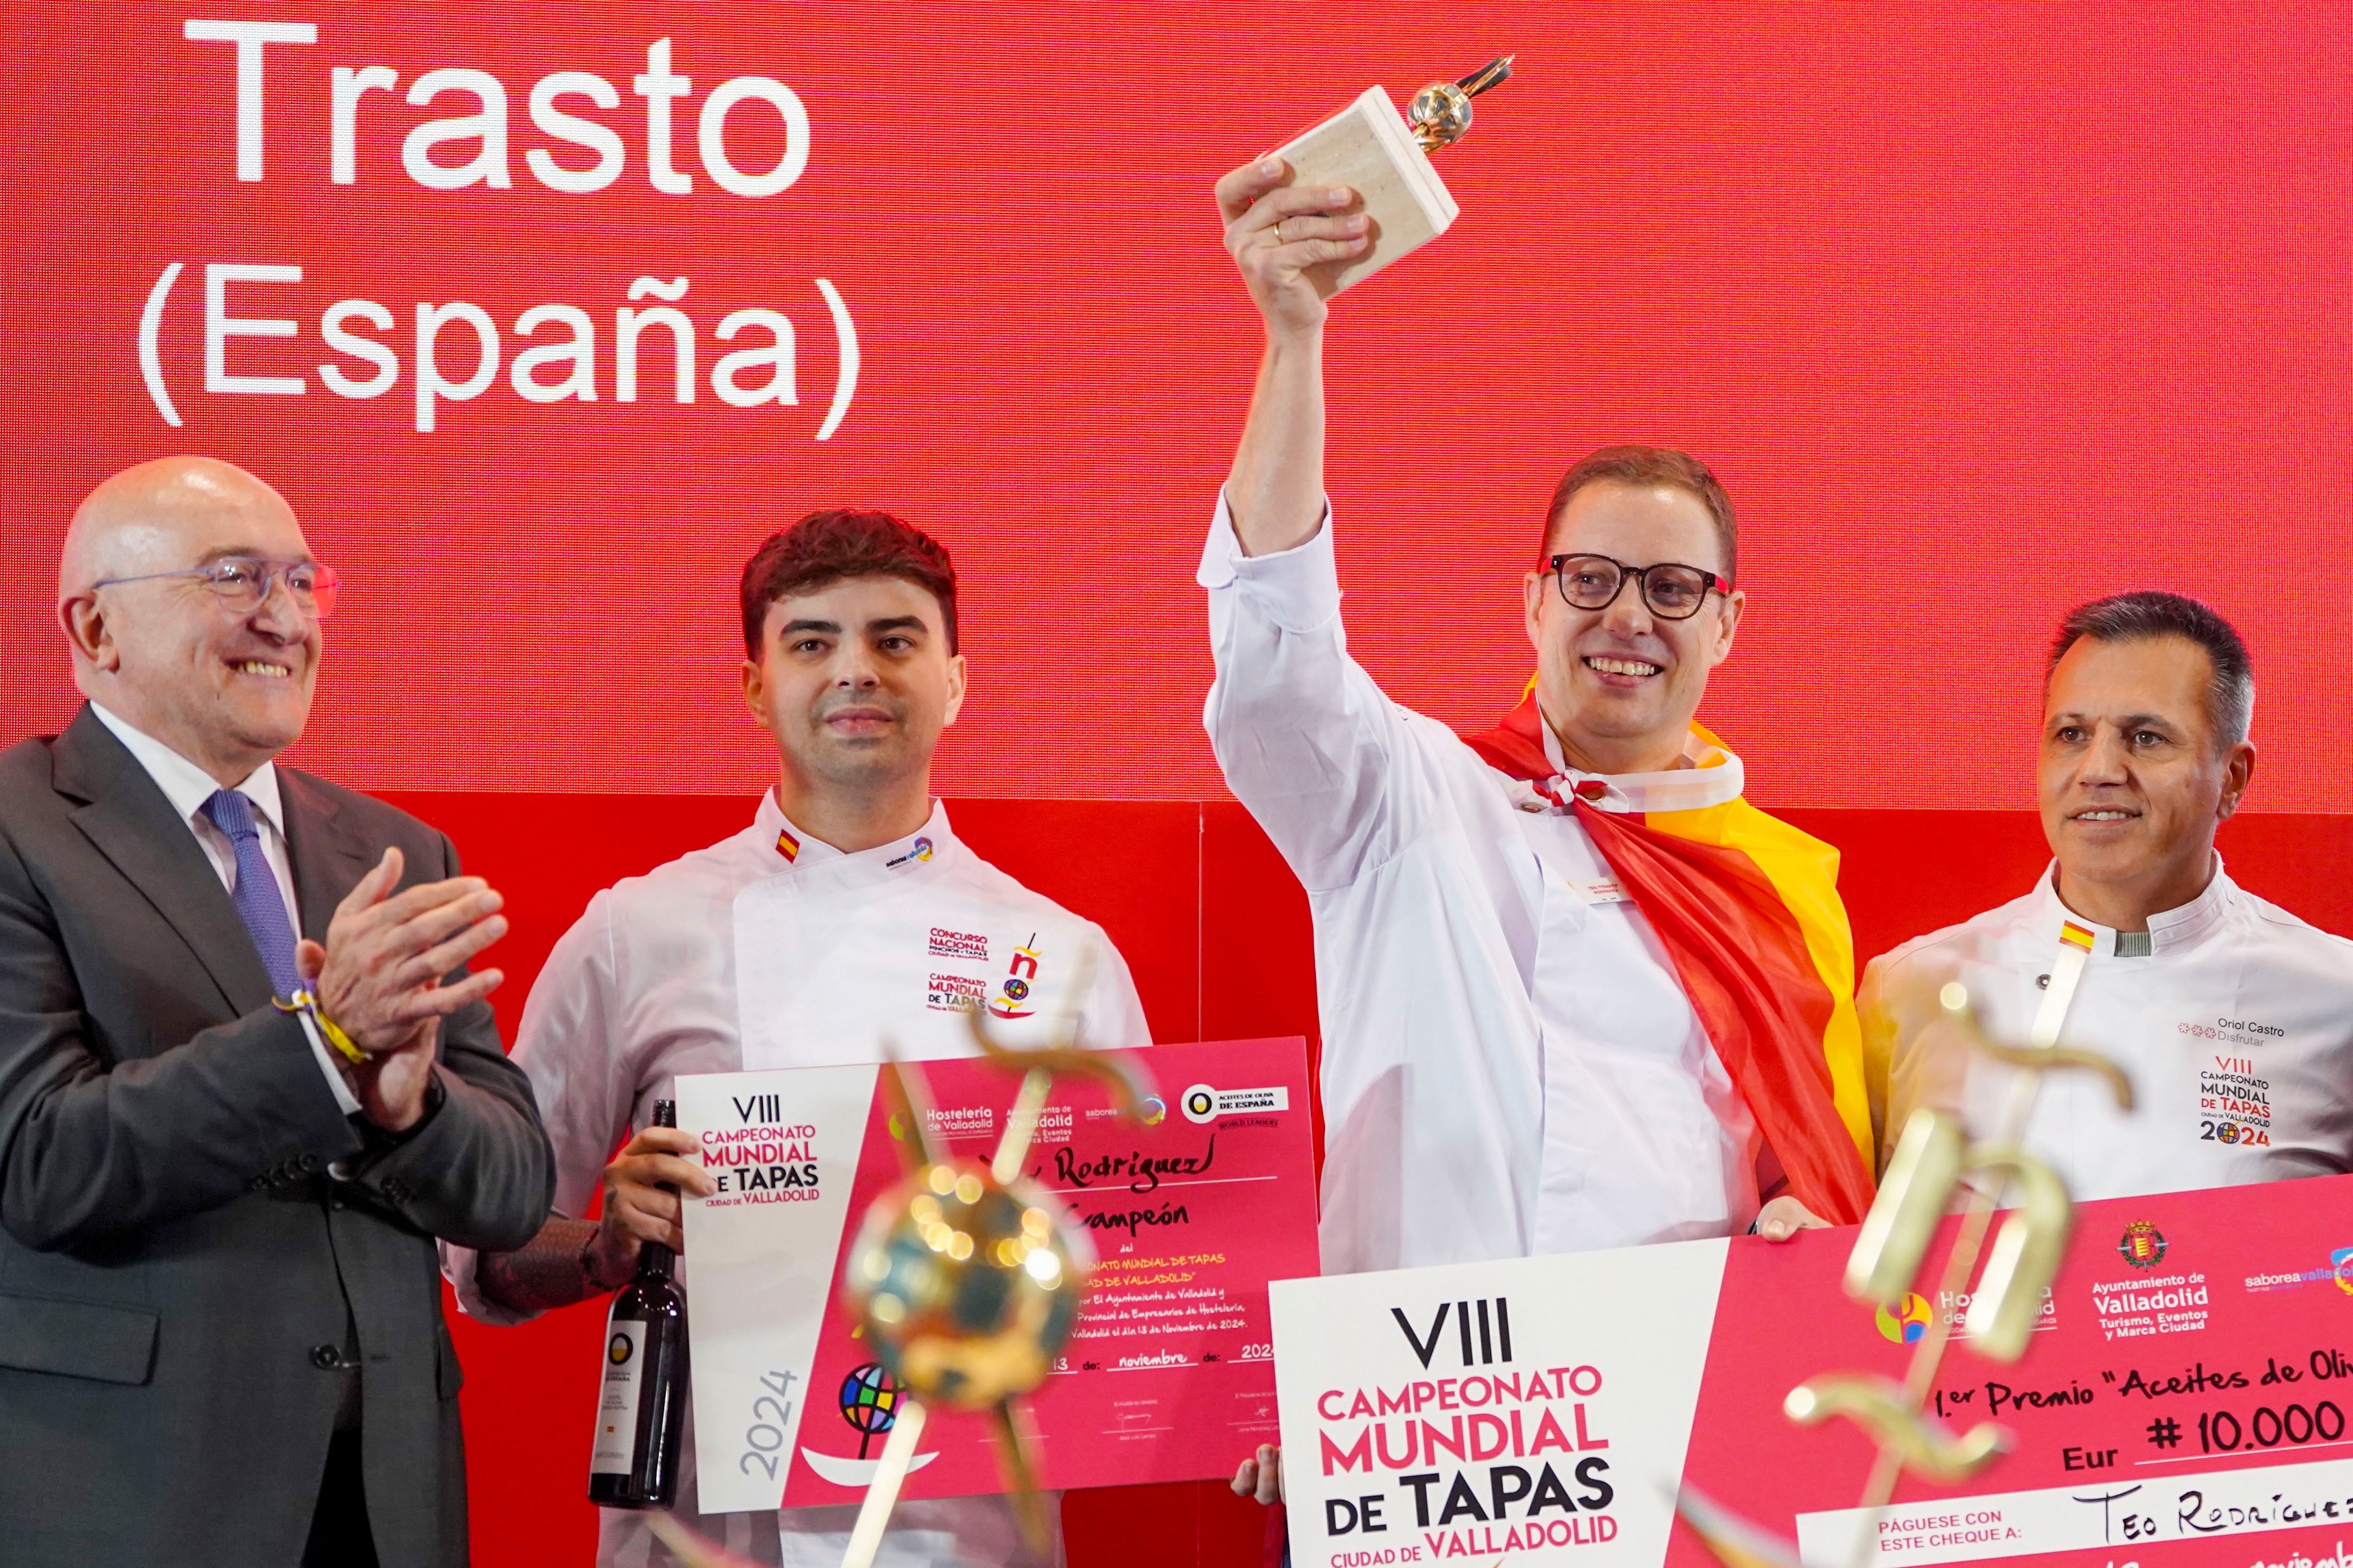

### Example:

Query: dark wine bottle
xmin=588 ymin=1098 xmax=689 ymax=1508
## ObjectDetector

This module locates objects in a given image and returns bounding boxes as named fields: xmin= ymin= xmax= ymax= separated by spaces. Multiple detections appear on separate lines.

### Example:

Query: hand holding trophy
xmin=1218 ymin=56 xmax=1515 ymax=309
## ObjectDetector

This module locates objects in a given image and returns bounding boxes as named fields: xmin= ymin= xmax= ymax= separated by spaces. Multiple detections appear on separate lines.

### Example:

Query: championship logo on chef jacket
xmin=730 ymin=824 xmax=1095 ymax=1073
xmin=985 ymin=936 xmax=1043 ymax=1020
xmin=1876 ymin=861 xmax=2353 ymax=1208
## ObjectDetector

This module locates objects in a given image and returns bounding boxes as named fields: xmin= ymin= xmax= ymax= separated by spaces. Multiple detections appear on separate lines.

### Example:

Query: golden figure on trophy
xmin=649 ymin=956 xmax=1153 ymax=1568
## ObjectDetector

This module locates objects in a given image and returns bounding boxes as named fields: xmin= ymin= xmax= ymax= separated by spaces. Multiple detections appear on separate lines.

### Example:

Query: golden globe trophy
xmin=1272 ymin=56 xmax=1514 ymax=295
xmin=1678 ymin=981 xmax=2135 ymax=1568
xmin=646 ymin=955 xmax=1152 ymax=1568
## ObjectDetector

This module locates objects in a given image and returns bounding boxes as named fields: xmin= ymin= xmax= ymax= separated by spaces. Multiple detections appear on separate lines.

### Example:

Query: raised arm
xmin=1214 ymin=158 xmax=1368 ymax=556
xmin=1202 ymin=161 xmax=1451 ymax=895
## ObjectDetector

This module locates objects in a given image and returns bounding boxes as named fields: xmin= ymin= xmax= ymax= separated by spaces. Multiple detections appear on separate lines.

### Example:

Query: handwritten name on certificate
xmin=1272 ymin=1173 xmax=2353 ymax=1568
xmin=677 ymin=1036 xmax=1319 ymax=1514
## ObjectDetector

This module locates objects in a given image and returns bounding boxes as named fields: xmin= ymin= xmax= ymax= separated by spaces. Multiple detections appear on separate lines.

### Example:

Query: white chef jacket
xmin=1198 ymin=498 xmax=1764 ymax=1276
xmin=89 ymin=702 xmax=359 ymax=1114
xmin=444 ymin=792 xmax=1149 ymax=1568
xmin=1863 ymin=860 xmax=2353 ymax=1201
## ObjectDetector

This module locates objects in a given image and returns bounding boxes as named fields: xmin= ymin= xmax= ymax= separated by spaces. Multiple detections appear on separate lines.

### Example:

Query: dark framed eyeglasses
xmin=93 ymin=556 xmax=340 ymax=619
xmin=1545 ymin=552 xmax=1729 ymax=622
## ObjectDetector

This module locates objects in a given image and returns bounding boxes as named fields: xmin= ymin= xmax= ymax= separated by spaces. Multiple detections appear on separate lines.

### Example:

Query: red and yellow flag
xmin=1464 ymin=698 xmax=1876 ymax=1226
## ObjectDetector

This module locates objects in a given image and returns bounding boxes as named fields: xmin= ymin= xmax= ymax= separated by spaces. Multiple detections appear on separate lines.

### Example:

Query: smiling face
xmin=2039 ymin=633 xmax=2254 ymax=926
xmin=742 ymin=573 xmax=966 ymax=801
xmin=56 ymin=456 xmax=321 ymax=786
xmin=1521 ymin=479 xmax=1743 ymax=775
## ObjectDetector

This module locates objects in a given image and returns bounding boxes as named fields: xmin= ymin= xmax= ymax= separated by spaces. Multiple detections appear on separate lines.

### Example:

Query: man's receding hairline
xmin=60 ymin=456 xmax=298 ymax=598
xmin=1542 ymin=476 xmax=1736 ymax=577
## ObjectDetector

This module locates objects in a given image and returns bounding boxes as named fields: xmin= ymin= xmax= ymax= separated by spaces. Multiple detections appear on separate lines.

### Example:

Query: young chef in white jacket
xmin=446 ymin=509 xmax=1149 ymax=1568
xmin=1206 ymin=162 xmax=1877 ymax=1507
xmin=1864 ymin=591 xmax=2352 ymax=1199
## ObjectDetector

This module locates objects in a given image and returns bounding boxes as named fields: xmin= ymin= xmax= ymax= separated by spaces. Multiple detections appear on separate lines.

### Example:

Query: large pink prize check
xmin=675 ymin=1037 xmax=1318 ymax=1514
xmin=1272 ymin=1173 xmax=2353 ymax=1568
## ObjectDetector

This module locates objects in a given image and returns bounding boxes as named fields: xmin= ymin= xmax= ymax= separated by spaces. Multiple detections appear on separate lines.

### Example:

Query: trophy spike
xmin=1687 ymin=966 xmax=2135 ymax=1568
xmin=1782 ymin=1377 xmax=2010 ymax=1482
xmin=876 ymin=1043 xmax=941 ymax=1174
xmin=1842 ymin=1109 xmax=1964 ymax=1304
xmin=961 ymin=945 xmax=1155 ymax=1122
xmin=1675 ymin=1484 xmax=1807 ymax=1568
xmin=992 ymin=1068 xmax=1054 ymax=1184
xmin=840 ymin=1397 xmax=931 ymax=1568
xmin=988 ymin=1398 xmax=1053 ymax=1552
xmin=1455 ymin=56 xmax=1514 ymax=98
xmin=833 ymin=955 xmax=1147 ymax=1564
xmin=1954 ymin=1147 xmax=2072 ymax=1360
xmin=643 ymin=1511 xmax=768 ymax=1568
xmin=1938 ymin=981 xmax=2134 ymax=1106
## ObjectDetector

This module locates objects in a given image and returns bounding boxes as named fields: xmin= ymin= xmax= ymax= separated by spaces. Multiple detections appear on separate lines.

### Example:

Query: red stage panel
xmin=382 ymin=791 xmax=2346 ymax=1566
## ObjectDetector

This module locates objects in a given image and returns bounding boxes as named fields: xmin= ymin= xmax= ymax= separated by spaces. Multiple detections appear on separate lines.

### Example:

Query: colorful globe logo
xmin=1876 ymin=1292 xmax=1933 ymax=1345
xmin=1138 ymin=1095 xmax=1166 ymax=1126
xmin=838 ymin=1361 xmax=902 ymax=1458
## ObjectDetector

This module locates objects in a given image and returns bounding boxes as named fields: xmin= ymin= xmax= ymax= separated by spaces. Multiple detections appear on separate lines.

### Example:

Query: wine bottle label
xmin=589 ymin=1318 xmax=647 ymax=1474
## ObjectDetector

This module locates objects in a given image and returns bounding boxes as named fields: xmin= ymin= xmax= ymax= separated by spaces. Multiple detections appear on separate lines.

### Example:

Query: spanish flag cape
xmin=1463 ymin=696 xmax=1877 ymax=1226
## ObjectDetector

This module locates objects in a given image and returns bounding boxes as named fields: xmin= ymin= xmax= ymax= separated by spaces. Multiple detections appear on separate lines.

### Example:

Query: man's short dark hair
xmin=739 ymin=509 xmax=958 ymax=657
xmin=1544 ymin=445 xmax=1738 ymax=582
xmin=2046 ymin=590 xmax=2254 ymax=751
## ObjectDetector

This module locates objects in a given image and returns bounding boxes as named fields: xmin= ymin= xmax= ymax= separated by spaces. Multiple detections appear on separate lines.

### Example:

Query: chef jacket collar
xmin=2032 ymin=853 xmax=2234 ymax=958
xmin=1535 ymin=718 xmax=1746 ymax=815
xmin=753 ymin=789 xmax=956 ymax=882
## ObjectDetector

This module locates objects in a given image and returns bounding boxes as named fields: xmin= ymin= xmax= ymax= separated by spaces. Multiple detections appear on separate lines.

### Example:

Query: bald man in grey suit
xmin=0 ymin=457 xmax=553 ymax=1566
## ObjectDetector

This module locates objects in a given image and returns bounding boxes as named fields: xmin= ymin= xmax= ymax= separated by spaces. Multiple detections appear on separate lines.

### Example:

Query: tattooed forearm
xmin=476 ymin=1215 xmax=605 ymax=1313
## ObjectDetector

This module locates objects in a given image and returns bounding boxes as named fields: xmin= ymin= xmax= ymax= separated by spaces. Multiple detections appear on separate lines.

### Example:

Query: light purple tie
xmin=201 ymin=788 xmax=303 ymax=1000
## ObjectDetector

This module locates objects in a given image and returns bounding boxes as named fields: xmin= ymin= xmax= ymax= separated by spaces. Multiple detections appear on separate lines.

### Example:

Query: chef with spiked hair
xmin=447 ymin=508 xmax=1149 ymax=1568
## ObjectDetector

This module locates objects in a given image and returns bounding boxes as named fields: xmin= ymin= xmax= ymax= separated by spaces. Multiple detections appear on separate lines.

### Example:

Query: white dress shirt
xmin=90 ymin=703 xmax=360 ymax=1114
xmin=1865 ymin=860 xmax=2353 ymax=1200
xmin=446 ymin=791 xmax=1149 ymax=1568
xmin=1198 ymin=499 xmax=1761 ymax=1277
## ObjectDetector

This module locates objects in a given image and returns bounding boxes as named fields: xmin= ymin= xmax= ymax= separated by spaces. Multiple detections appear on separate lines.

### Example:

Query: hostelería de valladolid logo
xmin=1876 ymin=1292 xmax=1933 ymax=1345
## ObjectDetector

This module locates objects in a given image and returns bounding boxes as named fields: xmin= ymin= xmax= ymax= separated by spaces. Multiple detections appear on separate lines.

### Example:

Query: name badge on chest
xmin=1572 ymin=876 xmax=1634 ymax=907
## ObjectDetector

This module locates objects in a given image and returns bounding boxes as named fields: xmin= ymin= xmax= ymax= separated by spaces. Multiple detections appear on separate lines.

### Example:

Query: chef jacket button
xmin=2036 ymin=973 xmax=2051 ymax=989
xmin=310 ymin=1344 xmax=342 ymax=1370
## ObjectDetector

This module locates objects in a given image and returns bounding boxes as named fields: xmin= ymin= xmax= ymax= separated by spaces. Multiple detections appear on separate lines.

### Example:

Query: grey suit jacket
xmin=0 ymin=705 xmax=555 ymax=1567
